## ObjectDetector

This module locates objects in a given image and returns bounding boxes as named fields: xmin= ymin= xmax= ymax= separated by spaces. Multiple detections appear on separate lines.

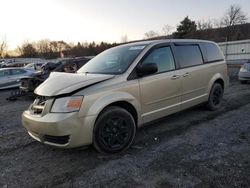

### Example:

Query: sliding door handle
xmin=182 ymin=72 xmax=190 ymax=77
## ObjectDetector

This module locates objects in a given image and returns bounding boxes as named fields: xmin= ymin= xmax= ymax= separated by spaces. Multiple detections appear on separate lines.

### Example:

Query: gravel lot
xmin=1 ymin=80 xmax=250 ymax=188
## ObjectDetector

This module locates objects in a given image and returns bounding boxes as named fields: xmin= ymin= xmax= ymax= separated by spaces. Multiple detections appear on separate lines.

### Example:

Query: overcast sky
xmin=1 ymin=0 xmax=249 ymax=49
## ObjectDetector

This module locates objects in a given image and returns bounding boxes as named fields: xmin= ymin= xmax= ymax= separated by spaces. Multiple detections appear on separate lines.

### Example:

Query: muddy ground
xmin=0 ymin=80 xmax=250 ymax=188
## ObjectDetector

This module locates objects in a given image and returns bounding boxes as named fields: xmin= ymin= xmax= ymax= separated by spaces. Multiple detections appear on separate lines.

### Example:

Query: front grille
xmin=30 ymin=96 xmax=50 ymax=115
xmin=43 ymin=135 xmax=70 ymax=145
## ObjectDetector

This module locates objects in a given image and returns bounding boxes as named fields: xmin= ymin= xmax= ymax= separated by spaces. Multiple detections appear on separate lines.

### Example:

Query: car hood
xmin=34 ymin=72 xmax=114 ymax=96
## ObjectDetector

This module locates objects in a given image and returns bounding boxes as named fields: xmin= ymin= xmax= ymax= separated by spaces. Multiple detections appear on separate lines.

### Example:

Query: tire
xmin=207 ymin=83 xmax=224 ymax=111
xmin=240 ymin=80 xmax=247 ymax=84
xmin=93 ymin=106 xmax=136 ymax=154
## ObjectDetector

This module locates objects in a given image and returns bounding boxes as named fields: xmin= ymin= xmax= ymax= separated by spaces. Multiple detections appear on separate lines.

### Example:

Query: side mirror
xmin=137 ymin=63 xmax=158 ymax=77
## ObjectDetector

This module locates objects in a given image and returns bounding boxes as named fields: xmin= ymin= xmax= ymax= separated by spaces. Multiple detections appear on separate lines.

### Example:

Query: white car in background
xmin=0 ymin=68 xmax=35 ymax=89
xmin=238 ymin=60 xmax=250 ymax=84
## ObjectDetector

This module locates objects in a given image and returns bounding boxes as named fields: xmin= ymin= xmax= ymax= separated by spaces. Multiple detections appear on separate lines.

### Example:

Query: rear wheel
xmin=207 ymin=83 xmax=223 ymax=111
xmin=93 ymin=106 xmax=136 ymax=154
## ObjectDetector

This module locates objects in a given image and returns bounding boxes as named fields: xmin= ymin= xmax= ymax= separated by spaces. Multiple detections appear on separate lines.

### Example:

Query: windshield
xmin=77 ymin=45 xmax=145 ymax=75
xmin=24 ymin=63 xmax=33 ymax=68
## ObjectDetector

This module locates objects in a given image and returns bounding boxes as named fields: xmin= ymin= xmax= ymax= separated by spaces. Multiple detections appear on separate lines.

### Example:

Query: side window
xmin=11 ymin=69 xmax=26 ymax=75
xmin=142 ymin=46 xmax=175 ymax=73
xmin=200 ymin=43 xmax=224 ymax=63
xmin=176 ymin=45 xmax=203 ymax=68
xmin=0 ymin=70 xmax=10 ymax=77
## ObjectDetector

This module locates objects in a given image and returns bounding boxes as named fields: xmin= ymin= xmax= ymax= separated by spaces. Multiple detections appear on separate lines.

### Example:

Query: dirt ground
xmin=1 ymin=80 xmax=250 ymax=188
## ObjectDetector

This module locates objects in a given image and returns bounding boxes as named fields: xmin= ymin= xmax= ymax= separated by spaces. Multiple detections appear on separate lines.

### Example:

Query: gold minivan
xmin=22 ymin=39 xmax=229 ymax=153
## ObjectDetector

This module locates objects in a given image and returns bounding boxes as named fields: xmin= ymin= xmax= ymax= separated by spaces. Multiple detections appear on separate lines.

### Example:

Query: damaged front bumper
xmin=22 ymin=110 xmax=96 ymax=148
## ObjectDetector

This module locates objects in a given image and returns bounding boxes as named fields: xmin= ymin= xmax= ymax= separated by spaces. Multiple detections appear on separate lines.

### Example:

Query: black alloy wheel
xmin=207 ymin=83 xmax=223 ymax=111
xmin=93 ymin=106 xmax=136 ymax=154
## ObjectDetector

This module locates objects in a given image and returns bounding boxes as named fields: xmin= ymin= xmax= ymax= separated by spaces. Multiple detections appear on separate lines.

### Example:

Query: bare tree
xmin=36 ymin=39 xmax=51 ymax=54
xmin=197 ymin=19 xmax=213 ymax=30
xmin=18 ymin=41 xmax=37 ymax=58
xmin=221 ymin=4 xmax=248 ymax=27
xmin=121 ymin=34 xmax=128 ymax=43
xmin=162 ymin=25 xmax=174 ymax=35
xmin=144 ymin=30 xmax=159 ymax=39
xmin=0 ymin=35 xmax=7 ymax=58
xmin=220 ymin=5 xmax=248 ymax=62
xmin=213 ymin=19 xmax=224 ymax=28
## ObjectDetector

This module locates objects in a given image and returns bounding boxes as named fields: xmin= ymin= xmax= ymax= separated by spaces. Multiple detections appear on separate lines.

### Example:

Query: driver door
xmin=138 ymin=45 xmax=182 ymax=123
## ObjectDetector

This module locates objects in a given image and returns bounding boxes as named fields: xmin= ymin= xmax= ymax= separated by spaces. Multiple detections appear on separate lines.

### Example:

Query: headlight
xmin=51 ymin=96 xmax=83 ymax=113
xmin=240 ymin=67 xmax=248 ymax=72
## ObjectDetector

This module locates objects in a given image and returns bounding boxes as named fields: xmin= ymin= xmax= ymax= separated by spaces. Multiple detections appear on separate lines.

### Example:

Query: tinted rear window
xmin=175 ymin=45 xmax=203 ymax=68
xmin=200 ymin=43 xmax=224 ymax=63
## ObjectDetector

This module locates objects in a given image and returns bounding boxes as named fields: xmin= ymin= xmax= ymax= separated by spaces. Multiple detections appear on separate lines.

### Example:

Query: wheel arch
xmin=214 ymin=78 xmax=224 ymax=89
xmin=86 ymin=92 xmax=142 ymax=127
xmin=208 ymin=73 xmax=225 ymax=94
xmin=102 ymin=101 xmax=138 ymax=127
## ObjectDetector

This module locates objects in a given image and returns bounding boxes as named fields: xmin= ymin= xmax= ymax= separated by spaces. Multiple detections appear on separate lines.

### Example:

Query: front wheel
xmin=93 ymin=106 xmax=136 ymax=154
xmin=207 ymin=83 xmax=224 ymax=111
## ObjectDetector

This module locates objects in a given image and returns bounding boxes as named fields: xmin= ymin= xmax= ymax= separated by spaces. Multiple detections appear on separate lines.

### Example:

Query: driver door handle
xmin=171 ymin=75 xmax=180 ymax=80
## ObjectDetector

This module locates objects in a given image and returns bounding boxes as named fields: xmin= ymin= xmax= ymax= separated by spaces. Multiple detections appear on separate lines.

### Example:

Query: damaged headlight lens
xmin=51 ymin=96 xmax=83 ymax=113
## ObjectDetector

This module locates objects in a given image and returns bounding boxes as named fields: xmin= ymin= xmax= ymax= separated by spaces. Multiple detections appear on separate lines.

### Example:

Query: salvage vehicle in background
xmin=0 ymin=68 xmax=35 ymax=89
xmin=20 ymin=57 xmax=91 ymax=93
xmin=0 ymin=60 xmax=29 ymax=68
xmin=22 ymin=39 xmax=229 ymax=154
xmin=238 ymin=60 xmax=250 ymax=84
xmin=24 ymin=62 xmax=44 ymax=71
xmin=0 ymin=61 xmax=5 ymax=68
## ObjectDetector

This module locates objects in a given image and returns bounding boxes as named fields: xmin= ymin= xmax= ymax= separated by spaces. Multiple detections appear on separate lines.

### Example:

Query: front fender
xmin=84 ymin=92 xmax=142 ymax=125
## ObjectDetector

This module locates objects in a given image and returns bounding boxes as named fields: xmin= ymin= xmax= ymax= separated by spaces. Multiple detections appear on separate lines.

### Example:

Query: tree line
xmin=15 ymin=40 xmax=118 ymax=59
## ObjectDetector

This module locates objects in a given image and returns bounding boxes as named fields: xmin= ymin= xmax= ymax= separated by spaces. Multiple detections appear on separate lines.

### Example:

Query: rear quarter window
xmin=200 ymin=42 xmax=224 ymax=63
xmin=175 ymin=45 xmax=203 ymax=68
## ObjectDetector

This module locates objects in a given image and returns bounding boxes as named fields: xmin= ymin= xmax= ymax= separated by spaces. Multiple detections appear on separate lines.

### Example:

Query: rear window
xmin=175 ymin=45 xmax=203 ymax=68
xmin=200 ymin=43 xmax=224 ymax=63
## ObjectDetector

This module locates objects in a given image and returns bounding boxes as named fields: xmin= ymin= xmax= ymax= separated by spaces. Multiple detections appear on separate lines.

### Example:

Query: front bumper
xmin=22 ymin=111 xmax=96 ymax=148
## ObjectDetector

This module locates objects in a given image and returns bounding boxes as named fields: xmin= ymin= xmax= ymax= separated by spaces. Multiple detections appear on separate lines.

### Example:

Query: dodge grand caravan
xmin=22 ymin=39 xmax=229 ymax=153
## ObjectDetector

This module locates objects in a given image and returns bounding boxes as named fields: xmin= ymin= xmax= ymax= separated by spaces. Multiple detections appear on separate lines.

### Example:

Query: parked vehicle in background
xmin=0 ymin=61 xmax=5 ymax=68
xmin=238 ymin=60 xmax=250 ymax=84
xmin=20 ymin=57 xmax=91 ymax=93
xmin=0 ymin=60 xmax=29 ymax=68
xmin=24 ymin=62 xmax=44 ymax=71
xmin=22 ymin=39 xmax=229 ymax=154
xmin=0 ymin=68 xmax=35 ymax=89
xmin=0 ymin=61 xmax=12 ymax=68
